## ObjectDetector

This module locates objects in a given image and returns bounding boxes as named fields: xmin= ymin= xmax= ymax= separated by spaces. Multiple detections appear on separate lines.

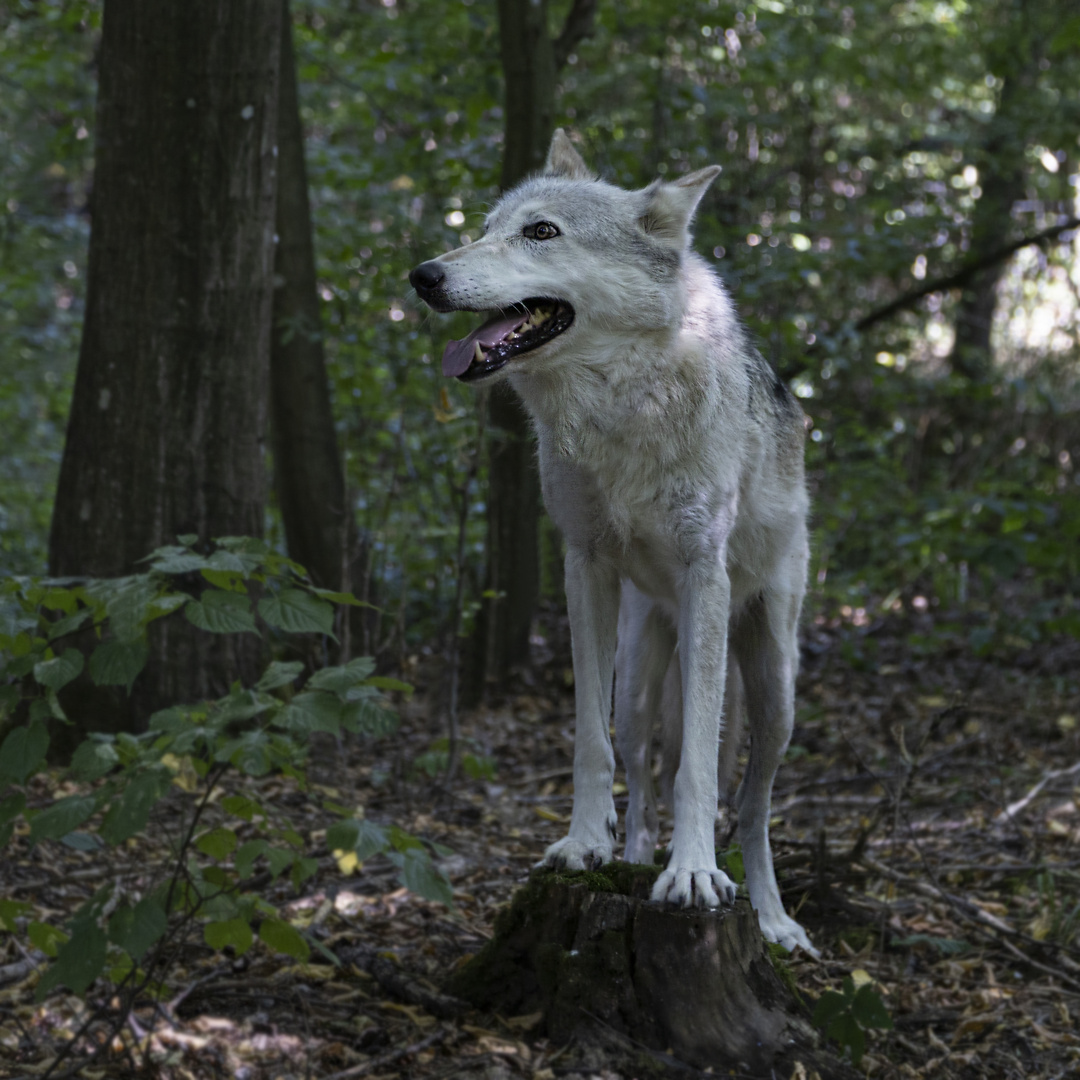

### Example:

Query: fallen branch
xmin=995 ymin=760 xmax=1080 ymax=824
xmin=320 ymin=1027 xmax=450 ymax=1080
xmin=856 ymin=855 xmax=1080 ymax=993
xmin=340 ymin=944 xmax=467 ymax=1020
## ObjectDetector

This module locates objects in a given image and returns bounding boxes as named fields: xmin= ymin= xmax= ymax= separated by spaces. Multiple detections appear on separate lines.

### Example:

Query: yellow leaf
xmin=334 ymin=850 xmax=360 ymax=875
xmin=850 ymin=968 xmax=873 ymax=989
xmin=503 ymin=1011 xmax=544 ymax=1030
xmin=535 ymin=807 xmax=566 ymax=823
xmin=161 ymin=753 xmax=200 ymax=793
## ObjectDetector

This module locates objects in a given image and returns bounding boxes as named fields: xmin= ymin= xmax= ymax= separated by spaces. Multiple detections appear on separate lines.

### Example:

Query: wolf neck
xmin=508 ymin=259 xmax=741 ymax=464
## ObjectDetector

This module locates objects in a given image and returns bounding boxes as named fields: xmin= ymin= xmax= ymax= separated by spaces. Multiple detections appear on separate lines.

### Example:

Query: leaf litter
xmin=0 ymin=609 xmax=1078 ymax=1079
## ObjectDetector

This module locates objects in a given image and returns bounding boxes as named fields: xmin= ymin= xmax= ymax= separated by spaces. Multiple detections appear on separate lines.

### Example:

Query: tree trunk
xmin=449 ymin=867 xmax=850 ymax=1078
xmin=477 ymin=0 xmax=595 ymax=692
xmin=948 ymin=84 xmax=1025 ymax=381
xmin=48 ymin=1 xmax=281 ymax=727
xmin=270 ymin=0 xmax=369 ymax=657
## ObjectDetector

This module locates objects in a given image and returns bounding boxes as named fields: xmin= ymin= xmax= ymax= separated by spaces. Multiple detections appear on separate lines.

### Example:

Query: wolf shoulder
xmin=682 ymin=254 xmax=804 ymax=438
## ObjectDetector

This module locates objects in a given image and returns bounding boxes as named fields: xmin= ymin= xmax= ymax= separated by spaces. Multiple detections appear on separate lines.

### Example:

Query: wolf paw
xmin=538 ymin=836 xmax=613 ymax=872
xmin=758 ymin=912 xmax=820 ymax=958
xmin=651 ymin=866 xmax=736 ymax=908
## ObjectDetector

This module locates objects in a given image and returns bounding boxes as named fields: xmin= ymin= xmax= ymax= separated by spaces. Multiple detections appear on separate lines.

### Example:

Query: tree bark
xmin=48 ymin=1 xmax=281 ymax=726
xmin=478 ymin=0 xmax=596 ymax=692
xmin=948 ymin=75 xmax=1026 ymax=382
xmin=449 ymin=868 xmax=850 ymax=1078
xmin=270 ymin=0 xmax=369 ymax=647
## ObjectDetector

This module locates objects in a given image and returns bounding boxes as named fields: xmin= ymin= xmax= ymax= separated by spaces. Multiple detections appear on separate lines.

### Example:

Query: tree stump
xmin=449 ymin=865 xmax=851 ymax=1077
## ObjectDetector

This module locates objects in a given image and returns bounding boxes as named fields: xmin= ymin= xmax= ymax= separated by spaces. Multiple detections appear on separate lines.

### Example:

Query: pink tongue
xmin=442 ymin=312 xmax=526 ymax=377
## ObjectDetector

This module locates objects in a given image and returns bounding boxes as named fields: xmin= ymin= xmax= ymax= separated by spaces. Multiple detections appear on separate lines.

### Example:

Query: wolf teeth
xmin=474 ymin=341 xmax=485 ymax=363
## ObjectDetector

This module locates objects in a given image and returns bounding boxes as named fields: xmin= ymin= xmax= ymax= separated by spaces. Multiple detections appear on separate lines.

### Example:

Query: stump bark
xmin=449 ymin=865 xmax=850 ymax=1077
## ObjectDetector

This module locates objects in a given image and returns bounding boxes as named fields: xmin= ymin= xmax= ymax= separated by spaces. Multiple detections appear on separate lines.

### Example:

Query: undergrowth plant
xmin=0 ymin=535 xmax=452 ymax=1015
xmin=812 ymin=973 xmax=894 ymax=1065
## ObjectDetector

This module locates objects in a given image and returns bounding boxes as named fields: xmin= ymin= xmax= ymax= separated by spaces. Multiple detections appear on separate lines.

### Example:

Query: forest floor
xmin=2 ymin=603 xmax=1079 ymax=1080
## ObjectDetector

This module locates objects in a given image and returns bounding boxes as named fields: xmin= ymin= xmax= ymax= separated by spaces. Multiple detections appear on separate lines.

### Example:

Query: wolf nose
xmin=409 ymin=261 xmax=446 ymax=294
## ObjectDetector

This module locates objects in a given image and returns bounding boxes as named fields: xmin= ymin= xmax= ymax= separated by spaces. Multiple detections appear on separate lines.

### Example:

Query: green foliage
xmin=2 ymin=0 xmax=1079 ymax=658
xmin=813 ymin=975 xmax=894 ymax=1065
xmin=0 ymin=538 xmax=451 ymax=1002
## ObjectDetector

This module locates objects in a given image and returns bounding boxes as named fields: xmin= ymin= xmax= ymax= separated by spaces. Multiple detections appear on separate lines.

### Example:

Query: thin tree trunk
xmin=49 ymin=1 xmax=281 ymax=727
xmin=271 ymin=0 xmax=350 ymax=597
xmin=477 ymin=0 xmax=595 ymax=692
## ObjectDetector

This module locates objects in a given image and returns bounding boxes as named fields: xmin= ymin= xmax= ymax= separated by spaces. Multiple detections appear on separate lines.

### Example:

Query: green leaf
xmin=104 ymin=576 xmax=159 ymax=643
xmin=258 ymin=589 xmax=335 ymax=636
xmin=341 ymin=698 xmax=398 ymax=738
xmin=223 ymin=730 xmax=272 ymax=777
xmin=47 ymin=608 xmax=91 ymax=641
xmin=33 ymin=648 xmax=84 ymax=692
xmin=148 ymin=549 xmax=209 ymax=574
xmin=325 ymin=819 xmax=390 ymax=863
xmin=100 ymin=769 xmax=169 ymax=845
xmin=812 ymin=989 xmax=849 ymax=1030
xmin=108 ymin=898 xmax=167 ymax=960
xmin=891 ymin=933 xmax=970 ymax=954
xmin=28 ymin=795 xmax=96 ymax=843
xmin=258 ymin=918 xmax=310 ymax=961
xmin=851 ymin=985 xmax=893 ymax=1030
xmin=0 ymin=792 xmax=27 ymax=826
xmin=265 ymin=847 xmax=295 ymax=878
xmin=70 ymin=738 xmax=119 ymax=781
xmin=365 ymin=675 xmax=413 ymax=695
xmin=256 ymin=660 xmax=305 ymax=691
xmin=221 ymin=795 xmax=262 ymax=822
xmin=28 ymin=921 xmax=68 ymax=958
xmin=205 ymin=918 xmax=254 ymax=956
xmin=36 ymin=920 xmax=107 ymax=998
xmin=720 ymin=846 xmax=745 ymax=885
xmin=214 ymin=688 xmax=272 ymax=725
xmin=274 ymin=691 xmax=342 ymax=735
xmin=60 ymin=832 xmax=104 ymax=852
xmin=89 ymin=639 xmax=149 ymax=692
xmin=398 ymin=847 xmax=453 ymax=906
xmin=184 ymin=590 xmax=257 ymax=634
xmin=235 ymin=839 xmax=269 ymax=879
xmin=309 ymin=587 xmax=373 ymax=607
xmin=326 ymin=819 xmax=361 ymax=852
xmin=200 ymin=568 xmax=247 ymax=592
xmin=196 ymin=827 xmax=238 ymax=860
xmin=306 ymin=657 xmax=376 ymax=695
xmin=0 ymin=722 xmax=50 ymax=785
xmin=0 ymin=898 xmax=31 ymax=931
xmin=827 ymin=1012 xmax=866 ymax=1064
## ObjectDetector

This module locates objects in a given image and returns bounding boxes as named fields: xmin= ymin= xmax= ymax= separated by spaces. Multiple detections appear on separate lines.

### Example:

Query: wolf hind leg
xmin=615 ymin=585 xmax=675 ymax=865
xmin=731 ymin=590 xmax=819 ymax=956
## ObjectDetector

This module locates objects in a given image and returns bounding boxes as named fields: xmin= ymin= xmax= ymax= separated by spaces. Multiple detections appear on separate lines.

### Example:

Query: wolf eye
xmin=524 ymin=221 xmax=560 ymax=240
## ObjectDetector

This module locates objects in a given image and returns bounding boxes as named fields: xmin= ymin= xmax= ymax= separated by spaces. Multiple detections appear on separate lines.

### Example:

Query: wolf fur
xmin=411 ymin=131 xmax=815 ymax=953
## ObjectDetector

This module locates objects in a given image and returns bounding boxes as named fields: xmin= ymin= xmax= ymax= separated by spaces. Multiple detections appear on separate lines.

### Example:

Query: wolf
xmin=410 ymin=131 xmax=815 ymax=953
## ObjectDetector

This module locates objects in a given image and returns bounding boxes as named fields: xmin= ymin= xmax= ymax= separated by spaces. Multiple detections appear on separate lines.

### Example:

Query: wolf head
xmin=409 ymin=130 xmax=721 ymax=382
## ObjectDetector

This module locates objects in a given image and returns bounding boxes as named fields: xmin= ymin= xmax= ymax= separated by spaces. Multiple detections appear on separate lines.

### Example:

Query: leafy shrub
xmin=0 ymin=536 xmax=452 ymax=1002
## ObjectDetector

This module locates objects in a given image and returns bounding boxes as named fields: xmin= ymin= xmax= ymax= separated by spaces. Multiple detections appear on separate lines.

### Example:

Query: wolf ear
xmin=639 ymin=165 xmax=722 ymax=246
xmin=544 ymin=129 xmax=595 ymax=180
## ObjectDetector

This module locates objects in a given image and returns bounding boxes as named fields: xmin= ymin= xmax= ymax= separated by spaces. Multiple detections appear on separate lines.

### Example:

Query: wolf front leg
xmin=540 ymin=549 xmax=620 ymax=871
xmin=651 ymin=558 xmax=737 ymax=908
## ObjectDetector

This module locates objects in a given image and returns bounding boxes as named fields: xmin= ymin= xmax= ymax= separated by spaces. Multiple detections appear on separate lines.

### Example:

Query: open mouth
xmin=441 ymin=298 xmax=575 ymax=381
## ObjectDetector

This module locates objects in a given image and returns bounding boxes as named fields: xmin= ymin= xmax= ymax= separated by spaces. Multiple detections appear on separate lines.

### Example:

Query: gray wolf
xmin=410 ymin=131 xmax=816 ymax=953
